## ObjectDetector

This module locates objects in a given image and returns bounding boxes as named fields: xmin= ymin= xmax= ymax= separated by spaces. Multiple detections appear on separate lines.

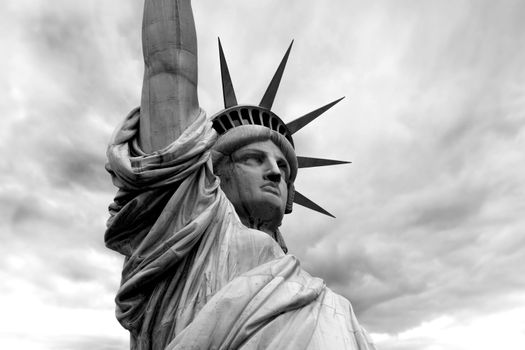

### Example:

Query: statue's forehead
xmin=232 ymin=140 xmax=287 ymax=160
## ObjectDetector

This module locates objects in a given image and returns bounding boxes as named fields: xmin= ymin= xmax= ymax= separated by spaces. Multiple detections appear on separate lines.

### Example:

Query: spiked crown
xmin=211 ymin=39 xmax=348 ymax=217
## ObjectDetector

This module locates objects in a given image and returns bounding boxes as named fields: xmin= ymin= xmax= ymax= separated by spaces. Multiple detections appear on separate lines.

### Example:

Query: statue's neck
xmin=238 ymin=215 xmax=288 ymax=253
xmin=239 ymin=215 xmax=279 ymax=237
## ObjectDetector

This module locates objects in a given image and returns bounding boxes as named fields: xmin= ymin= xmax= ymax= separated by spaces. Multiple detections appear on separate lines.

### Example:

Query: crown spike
xmin=293 ymin=190 xmax=335 ymax=218
xmin=297 ymin=156 xmax=351 ymax=169
xmin=286 ymin=97 xmax=344 ymax=134
xmin=259 ymin=40 xmax=294 ymax=110
xmin=218 ymin=38 xmax=238 ymax=108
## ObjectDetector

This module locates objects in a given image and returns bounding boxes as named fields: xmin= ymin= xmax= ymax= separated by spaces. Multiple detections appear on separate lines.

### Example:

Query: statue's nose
xmin=264 ymin=159 xmax=282 ymax=183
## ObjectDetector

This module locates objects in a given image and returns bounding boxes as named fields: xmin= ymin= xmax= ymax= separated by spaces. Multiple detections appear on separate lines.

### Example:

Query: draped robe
xmin=105 ymin=108 xmax=376 ymax=350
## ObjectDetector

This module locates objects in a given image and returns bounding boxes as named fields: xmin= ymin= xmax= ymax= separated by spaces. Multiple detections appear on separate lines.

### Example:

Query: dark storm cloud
xmin=11 ymin=0 xmax=142 ymax=136
xmin=2 ymin=2 xmax=136 ymax=193
xmin=1 ymin=186 xmax=121 ymax=309
xmin=409 ymin=184 xmax=488 ymax=230
xmin=48 ymin=147 xmax=112 ymax=192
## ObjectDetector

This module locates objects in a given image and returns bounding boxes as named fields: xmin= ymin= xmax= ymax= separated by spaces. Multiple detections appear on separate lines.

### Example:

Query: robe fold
xmin=105 ymin=108 xmax=376 ymax=350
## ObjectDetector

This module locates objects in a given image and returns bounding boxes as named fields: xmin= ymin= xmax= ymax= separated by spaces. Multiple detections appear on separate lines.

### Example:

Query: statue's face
xmin=218 ymin=140 xmax=290 ymax=231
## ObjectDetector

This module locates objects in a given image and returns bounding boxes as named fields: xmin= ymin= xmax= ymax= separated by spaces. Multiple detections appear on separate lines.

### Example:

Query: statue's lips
xmin=261 ymin=183 xmax=280 ymax=196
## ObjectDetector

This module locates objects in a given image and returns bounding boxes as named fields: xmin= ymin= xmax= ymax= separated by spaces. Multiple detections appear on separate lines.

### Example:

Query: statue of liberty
xmin=105 ymin=0 xmax=376 ymax=349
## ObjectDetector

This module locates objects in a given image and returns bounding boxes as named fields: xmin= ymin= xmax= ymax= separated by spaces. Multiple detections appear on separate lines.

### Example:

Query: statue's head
xmin=211 ymin=39 xmax=346 ymax=233
xmin=211 ymin=117 xmax=298 ymax=233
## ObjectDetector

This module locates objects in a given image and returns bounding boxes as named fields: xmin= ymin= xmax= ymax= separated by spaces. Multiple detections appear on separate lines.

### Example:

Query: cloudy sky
xmin=1 ymin=0 xmax=525 ymax=349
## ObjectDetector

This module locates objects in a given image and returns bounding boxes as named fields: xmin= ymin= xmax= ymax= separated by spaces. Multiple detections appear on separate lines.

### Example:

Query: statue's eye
xmin=240 ymin=153 xmax=263 ymax=165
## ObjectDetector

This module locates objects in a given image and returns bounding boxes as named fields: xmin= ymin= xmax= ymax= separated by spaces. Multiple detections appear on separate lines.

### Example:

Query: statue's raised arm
xmin=139 ymin=0 xmax=199 ymax=153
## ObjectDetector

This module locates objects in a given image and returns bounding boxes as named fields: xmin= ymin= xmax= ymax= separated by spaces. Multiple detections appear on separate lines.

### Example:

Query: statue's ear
xmin=211 ymin=150 xmax=230 ymax=177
